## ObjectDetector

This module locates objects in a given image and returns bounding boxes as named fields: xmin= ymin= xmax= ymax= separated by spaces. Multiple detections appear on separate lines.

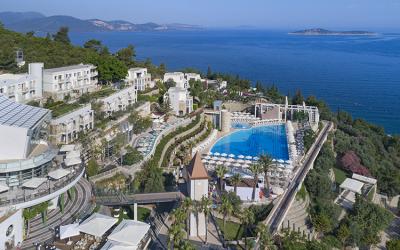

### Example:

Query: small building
xmin=185 ymin=73 xmax=202 ymax=82
xmin=335 ymin=174 xmax=377 ymax=209
xmin=164 ymin=72 xmax=187 ymax=89
xmin=126 ymin=67 xmax=152 ymax=91
xmin=0 ymin=63 xmax=44 ymax=103
xmin=164 ymin=87 xmax=193 ymax=116
xmin=99 ymin=85 xmax=138 ymax=116
xmin=50 ymin=104 xmax=94 ymax=144
xmin=43 ymin=64 xmax=98 ymax=101
xmin=186 ymin=153 xmax=209 ymax=237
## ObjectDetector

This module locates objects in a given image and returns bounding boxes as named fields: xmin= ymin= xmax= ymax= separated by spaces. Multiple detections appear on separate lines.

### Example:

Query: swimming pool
xmin=210 ymin=124 xmax=289 ymax=160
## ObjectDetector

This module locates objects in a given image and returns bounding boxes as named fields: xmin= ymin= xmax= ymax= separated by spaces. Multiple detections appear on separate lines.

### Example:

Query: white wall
xmin=0 ymin=125 xmax=29 ymax=160
xmin=0 ymin=209 xmax=23 ymax=249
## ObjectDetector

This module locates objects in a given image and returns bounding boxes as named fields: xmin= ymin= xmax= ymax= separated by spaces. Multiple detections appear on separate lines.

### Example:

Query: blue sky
xmin=1 ymin=0 xmax=400 ymax=30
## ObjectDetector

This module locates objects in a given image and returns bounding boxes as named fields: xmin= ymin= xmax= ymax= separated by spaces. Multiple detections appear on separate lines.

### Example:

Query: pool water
xmin=211 ymin=125 xmax=289 ymax=160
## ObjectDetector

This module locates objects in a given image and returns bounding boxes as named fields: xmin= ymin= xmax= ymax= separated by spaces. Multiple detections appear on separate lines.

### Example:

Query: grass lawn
xmin=333 ymin=167 xmax=349 ymax=185
xmin=90 ymin=87 xmax=116 ymax=99
xmin=215 ymin=218 xmax=244 ymax=241
xmin=49 ymin=102 xmax=82 ymax=118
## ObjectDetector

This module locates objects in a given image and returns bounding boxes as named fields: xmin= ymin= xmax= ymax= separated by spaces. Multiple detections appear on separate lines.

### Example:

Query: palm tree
xmin=170 ymin=207 xmax=186 ymax=226
xmin=168 ymin=222 xmax=185 ymax=250
xmin=230 ymin=173 xmax=242 ymax=195
xmin=200 ymin=196 xmax=213 ymax=244
xmin=218 ymin=195 xmax=234 ymax=235
xmin=257 ymin=223 xmax=277 ymax=250
xmin=215 ymin=165 xmax=228 ymax=192
xmin=181 ymin=197 xmax=193 ymax=239
xmin=240 ymin=209 xmax=255 ymax=250
xmin=249 ymin=163 xmax=262 ymax=201
xmin=259 ymin=154 xmax=274 ymax=196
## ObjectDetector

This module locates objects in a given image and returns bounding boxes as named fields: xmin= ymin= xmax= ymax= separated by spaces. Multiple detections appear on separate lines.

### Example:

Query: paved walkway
xmin=21 ymin=178 xmax=93 ymax=249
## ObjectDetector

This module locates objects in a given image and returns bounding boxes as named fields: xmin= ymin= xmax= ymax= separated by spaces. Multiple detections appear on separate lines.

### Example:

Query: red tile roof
xmin=187 ymin=153 xmax=209 ymax=180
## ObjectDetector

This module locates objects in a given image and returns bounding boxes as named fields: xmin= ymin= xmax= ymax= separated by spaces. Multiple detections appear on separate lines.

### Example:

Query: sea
xmin=69 ymin=30 xmax=400 ymax=135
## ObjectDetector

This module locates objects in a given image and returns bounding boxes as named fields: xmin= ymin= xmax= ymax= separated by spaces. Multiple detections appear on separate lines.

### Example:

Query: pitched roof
xmin=187 ymin=153 xmax=209 ymax=180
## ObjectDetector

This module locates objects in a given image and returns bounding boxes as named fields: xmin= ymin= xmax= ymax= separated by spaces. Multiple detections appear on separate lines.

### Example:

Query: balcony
xmin=0 ymin=145 xmax=57 ymax=173
xmin=0 ymin=164 xmax=84 ymax=208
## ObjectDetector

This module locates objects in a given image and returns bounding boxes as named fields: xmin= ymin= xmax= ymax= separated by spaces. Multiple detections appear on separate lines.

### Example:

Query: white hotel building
xmin=164 ymin=87 xmax=193 ymax=116
xmin=126 ymin=67 xmax=153 ymax=91
xmin=0 ymin=63 xmax=99 ymax=104
xmin=50 ymin=104 xmax=94 ymax=144
xmin=43 ymin=64 xmax=98 ymax=101
xmin=100 ymin=85 xmax=138 ymax=116
xmin=0 ymin=95 xmax=83 ymax=248
xmin=0 ymin=63 xmax=44 ymax=103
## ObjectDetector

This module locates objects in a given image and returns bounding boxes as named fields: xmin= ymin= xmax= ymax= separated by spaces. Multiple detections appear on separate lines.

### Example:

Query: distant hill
xmin=289 ymin=28 xmax=377 ymax=36
xmin=0 ymin=11 xmax=202 ymax=33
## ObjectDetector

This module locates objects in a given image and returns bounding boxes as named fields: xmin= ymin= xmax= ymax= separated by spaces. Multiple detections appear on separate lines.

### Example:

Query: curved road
xmin=21 ymin=178 xmax=93 ymax=249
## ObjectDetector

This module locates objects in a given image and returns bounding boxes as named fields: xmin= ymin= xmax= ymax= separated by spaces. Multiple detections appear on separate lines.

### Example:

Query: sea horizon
xmin=70 ymin=29 xmax=400 ymax=135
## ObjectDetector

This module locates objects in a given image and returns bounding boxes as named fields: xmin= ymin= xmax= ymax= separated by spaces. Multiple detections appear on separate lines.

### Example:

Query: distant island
xmin=0 ymin=11 xmax=202 ymax=33
xmin=289 ymin=28 xmax=377 ymax=36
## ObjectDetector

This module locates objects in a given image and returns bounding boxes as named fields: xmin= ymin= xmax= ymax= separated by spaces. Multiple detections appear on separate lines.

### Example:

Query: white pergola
xmin=48 ymin=168 xmax=70 ymax=180
xmin=60 ymin=144 xmax=76 ymax=152
xmin=22 ymin=177 xmax=47 ymax=189
xmin=60 ymin=223 xmax=80 ymax=240
xmin=100 ymin=240 xmax=132 ymax=250
xmin=65 ymin=157 xmax=82 ymax=167
xmin=78 ymin=213 xmax=118 ymax=237
xmin=107 ymin=219 xmax=150 ymax=248
xmin=0 ymin=183 xmax=9 ymax=193
xmin=340 ymin=178 xmax=364 ymax=194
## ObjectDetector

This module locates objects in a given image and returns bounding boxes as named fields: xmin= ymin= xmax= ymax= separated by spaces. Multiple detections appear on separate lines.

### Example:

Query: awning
xmin=65 ymin=157 xmax=82 ymax=167
xmin=60 ymin=144 xmax=76 ymax=152
xmin=60 ymin=223 xmax=80 ymax=240
xmin=108 ymin=219 xmax=150 ymax=247
xmin=66 ymin=150 xmax=80 ymax=159
xmin=22 ymin=177 xmax=47 ymax=189
xmin=100 ymin=240 xmax=132 ymax=250
xmin=0 ymin=183 xmax=9 ymax=193
xmin=340 ymin=178 xmax=364 ymax=194
xmin=48 ymin=168 xmax=70 ymax=180
xmin=78 ymin=213 xmax=118 ymax=237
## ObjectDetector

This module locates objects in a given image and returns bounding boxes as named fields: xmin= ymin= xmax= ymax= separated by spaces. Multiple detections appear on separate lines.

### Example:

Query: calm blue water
xmin=70 ymin=30 xmax=400 ymax=134
xmin=210 ymin=125 xmax=289 ymax=160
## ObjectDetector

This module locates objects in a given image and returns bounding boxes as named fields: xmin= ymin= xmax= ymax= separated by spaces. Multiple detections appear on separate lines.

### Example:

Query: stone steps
xmin=282 ymin=195 xmax=311 ymax=233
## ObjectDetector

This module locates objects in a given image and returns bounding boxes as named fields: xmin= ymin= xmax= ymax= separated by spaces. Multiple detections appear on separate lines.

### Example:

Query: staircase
xmin=281 ymin=195 xmax=311 ymax=234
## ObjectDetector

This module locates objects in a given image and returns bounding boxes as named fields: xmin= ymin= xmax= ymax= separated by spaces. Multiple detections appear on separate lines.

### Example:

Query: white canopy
xmin=108 ymin=219 xmax=150 ymax=247
xmin=65 ymin=157 xmax=82 ymax=167
xmin=340 ymin=178 xmax=364 ymax=194
xmin=22 ymin=177 xmax=47 ymax=189
xmin=60 ymin=144 xmax=76 ymax=152
xmin=66 ymin=150 xmax=80 ymax=159
xmin=0 ymin=183 xmax=9 ymax=193
xmin=78 ymin=213 xmax=118 ymax=237
xmin=100 ymin=240 xmax=133 ymax=250
xmin=60 ymin=223 xmax=80 ymax=240
xmin=48 ymin=168 xmax=70 ymax=180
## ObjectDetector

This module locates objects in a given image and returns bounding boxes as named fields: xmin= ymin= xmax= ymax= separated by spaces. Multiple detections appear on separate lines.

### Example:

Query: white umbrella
xmin=278 ymin=159 xmax=285 ymax=163
xmin=242 ymin=164 xmax=250 ymax=168
xmin=245 ymin=160 xmax=253 ymax=164
xmin=209 ymin=160 xmax=216 ymax=165
xmin=253 ymin=156 xmax=259 ymax=161
xmin=209 ymin=152 xmax=214 ymax=155
xmin=227 ymin=158 xmax=235 ymax=162
xmin=216 ymin=161 xmax=223 ymax=165
xmin=285 ymin=160 xmax=292 ymax=164
xmin=238 ymin=155 xmax=245 ymax=159
xmin=245 ymin=156 xmax=253 ymax=160
xmin=204 ymin=155 xmax=211 ymax=160
xmin=214 ymin=152 xmax=221 ymax=156
xmin=233 ymin=163 xmax=241 ymax=167
xmin=237 ymin=159 xmax=245 ymax=163
xmin=221 ymin=153 xmax=228 ymax=157
xmin=228 ymin=154 xmax=235 ymax=158
xmin=202 ymin=159 xmax=208 ymax=164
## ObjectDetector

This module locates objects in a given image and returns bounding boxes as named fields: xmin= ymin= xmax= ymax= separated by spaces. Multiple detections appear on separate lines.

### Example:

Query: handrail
xmin=0 ymin=164 xmax=85 ymax=206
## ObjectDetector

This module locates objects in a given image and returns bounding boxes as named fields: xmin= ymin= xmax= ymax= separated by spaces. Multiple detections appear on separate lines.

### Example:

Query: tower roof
xmin=187 ymin=153 xmax=209 ymax=180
